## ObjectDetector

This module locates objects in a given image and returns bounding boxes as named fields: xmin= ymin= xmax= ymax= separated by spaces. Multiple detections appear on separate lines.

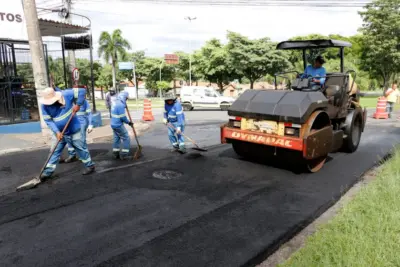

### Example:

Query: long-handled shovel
xmin=16 ymin=111 xmax=76 ymax=191
xmin=167 ymin=123 xmax=208 ymax=152
xmin=125 ymin=106 xmax=142 ymax=160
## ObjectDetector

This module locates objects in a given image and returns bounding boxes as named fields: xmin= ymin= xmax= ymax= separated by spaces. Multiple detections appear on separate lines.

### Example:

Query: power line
xmin=76 ymin=0 xmax=371 ymax=7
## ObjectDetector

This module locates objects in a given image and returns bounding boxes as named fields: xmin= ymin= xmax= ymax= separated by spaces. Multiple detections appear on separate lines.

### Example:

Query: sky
xmin=35 ymin=0 xmax=365 ymax=60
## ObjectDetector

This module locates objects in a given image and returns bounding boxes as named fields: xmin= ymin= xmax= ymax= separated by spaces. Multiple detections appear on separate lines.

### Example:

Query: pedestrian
xmin=63 ymin=96 xmax=94 ymax=163
xmin=40 ymin=87 xmax=95 ymax=179
xmin=110 ymin=91 xmax=133 ymax=160
xmin=385 ymin=80 xmax=399 ymax=118
xmin=105 ymin=88 xmax=117 ymax=117
xmin=163 ymin=93 xmax=186 ymax=153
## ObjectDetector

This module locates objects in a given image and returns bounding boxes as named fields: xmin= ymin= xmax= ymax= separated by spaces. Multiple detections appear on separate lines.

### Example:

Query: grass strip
xmin=280 ymin=148 xmax=400 ymax=267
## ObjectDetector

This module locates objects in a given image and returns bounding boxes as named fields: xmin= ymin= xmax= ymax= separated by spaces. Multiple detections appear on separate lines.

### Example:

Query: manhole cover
xmin=152 ymin=170 xmax=182 ymax=180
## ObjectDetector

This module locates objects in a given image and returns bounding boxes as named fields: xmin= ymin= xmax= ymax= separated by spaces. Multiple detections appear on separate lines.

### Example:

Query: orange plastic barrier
xmin=372 ymin=97 xmax=389 ymax=119
xmin=142 ymin=98 xmax=155 ymax=121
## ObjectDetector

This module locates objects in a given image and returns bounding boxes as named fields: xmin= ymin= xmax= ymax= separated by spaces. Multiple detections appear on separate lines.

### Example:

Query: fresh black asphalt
xmin=0 ymin=120 xmax=399 ymax=267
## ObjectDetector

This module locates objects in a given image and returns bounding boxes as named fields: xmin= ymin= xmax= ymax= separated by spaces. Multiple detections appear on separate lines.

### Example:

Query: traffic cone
xmin=142 ymin=98 xmax=155 ymax=121
xmin=373 ymin=97 xmax=389 ymax=119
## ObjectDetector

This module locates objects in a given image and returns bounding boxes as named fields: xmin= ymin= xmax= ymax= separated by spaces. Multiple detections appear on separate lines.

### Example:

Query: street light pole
xmin=184 ymin=16 xmax=196 ymax=86
xmin=159 ymin=60 xmax=163 ymax=98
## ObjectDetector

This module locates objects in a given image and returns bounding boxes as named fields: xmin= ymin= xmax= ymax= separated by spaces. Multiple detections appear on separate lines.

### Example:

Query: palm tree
xmin=98 ymin=29 xmax=131 ymax=89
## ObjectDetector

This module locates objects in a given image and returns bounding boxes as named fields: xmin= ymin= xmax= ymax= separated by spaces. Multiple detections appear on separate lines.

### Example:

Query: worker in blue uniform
xmin=64 ymin=98 xmax=94 ymax=163
xmin=105 ymin=88 xmax=117 ymax=118
xmin=41 ymin=87 xmax=95 ymax=178
xmin=110 ymin=91 xmax=133 ymax=160
xmin=163 ymin=94 xmax=186 ymax=153
xmin=302 ymin=55 xmax=326 ymax=90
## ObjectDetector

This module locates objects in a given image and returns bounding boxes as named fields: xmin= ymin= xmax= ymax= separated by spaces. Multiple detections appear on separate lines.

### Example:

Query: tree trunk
xmin=250 ymin=80 xmax=254 ymax=89
xmin=218 ymin=82 xmax=223 ymax=92
xmin=101 ymin=87 xmax=104 ymax=100
xmin=112 ymin=61 xmax=116 ymax=89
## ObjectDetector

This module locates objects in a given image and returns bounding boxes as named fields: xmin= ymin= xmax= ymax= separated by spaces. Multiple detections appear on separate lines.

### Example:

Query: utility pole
xmin=22 ymin=0 xmax=50 ymax=135
xmin=184 ymin=16 xmax=196 ymax=86
xmin=64 ymin=0 xmax=76 ymax=87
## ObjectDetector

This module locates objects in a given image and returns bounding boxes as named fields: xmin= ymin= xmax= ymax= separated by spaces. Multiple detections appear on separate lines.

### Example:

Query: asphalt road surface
xmin=0 ymin=111 xmax=399 ymax=267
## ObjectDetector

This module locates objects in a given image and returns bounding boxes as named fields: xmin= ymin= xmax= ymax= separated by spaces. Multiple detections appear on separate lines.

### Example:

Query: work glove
xmin=128 ymin=122 xmax=134 ymax=127
xmin=176 ymin=127 xmax=182 ymax=134
xmin=163 ymin=118 xmax=168 ymax=125
xmin=87 ymin=125 xmax=93 ymax=133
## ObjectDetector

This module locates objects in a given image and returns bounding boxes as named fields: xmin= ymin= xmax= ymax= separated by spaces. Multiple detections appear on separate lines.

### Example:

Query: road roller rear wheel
xmin=232 ymin=140 xmax=253 ymax=158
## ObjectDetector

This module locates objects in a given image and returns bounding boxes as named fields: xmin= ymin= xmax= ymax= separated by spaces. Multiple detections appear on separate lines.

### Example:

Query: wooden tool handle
xmin=38 ymin=111 xmax=76 ymax=179
xmin=167 ymin=123 xmax=198 ymax=147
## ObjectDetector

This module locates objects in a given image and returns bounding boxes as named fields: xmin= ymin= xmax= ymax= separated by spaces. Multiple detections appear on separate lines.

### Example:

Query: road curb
xmin=0 ymin=145 xmax=49 ymax=156
xmin=0 ymin=124 xmax=152 ymax=156
xmin=86 ymin=123 xmax=151 ymax=144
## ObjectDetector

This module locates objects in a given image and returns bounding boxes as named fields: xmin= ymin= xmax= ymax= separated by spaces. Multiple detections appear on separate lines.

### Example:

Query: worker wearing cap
xmin=163 ymin=94 xmax=186 ymax=153
xmin=110 ymin=91 xmax=133 ymax=160
xmin=302 ymin=55 xmax=326 ymax=89
xmin=40 ymin=87 xmax=95 ymax=179
xmin=64 ymin=98 xmax=94 ymax=163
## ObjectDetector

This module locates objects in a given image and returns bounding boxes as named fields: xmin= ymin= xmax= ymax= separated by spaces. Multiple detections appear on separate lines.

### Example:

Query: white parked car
xmin=180 ymin=86 xmax=235 ymax=111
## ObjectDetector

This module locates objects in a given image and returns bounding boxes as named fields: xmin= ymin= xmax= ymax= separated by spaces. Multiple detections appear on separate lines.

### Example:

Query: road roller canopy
xmin=276 ymin=39 xmax=352 ymax=50
xmin=276 ymin=39 xmax=352 ymax=73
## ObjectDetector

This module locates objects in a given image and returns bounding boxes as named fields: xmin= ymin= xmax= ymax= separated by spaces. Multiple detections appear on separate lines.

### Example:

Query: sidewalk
xmin=0 ymin=122 xmax=150 ymax=155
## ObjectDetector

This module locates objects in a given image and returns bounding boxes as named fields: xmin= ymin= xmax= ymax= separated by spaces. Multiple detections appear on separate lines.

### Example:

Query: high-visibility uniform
xmin=164 ymin=100 xmax=185 ymax=149
xmin=41 ymin=88 xmax=95 ymax=177
xmin=110 ymin=92 xmax=131 ymax=157
xmin=67 ymin=99 xmax=93 ymax=157
xmin=105 ymin=91 xmax=118 ymax=110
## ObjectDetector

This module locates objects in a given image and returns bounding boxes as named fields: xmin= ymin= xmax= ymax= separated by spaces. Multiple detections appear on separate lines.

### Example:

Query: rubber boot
xmin=171 ymin=145 xmax=179 ymax=152
xmin=120 ymin=155 xmax=133 ymax=160
xmin=178 ymin=145 xmax=186 ymax=154
xmin=112 ymin=152 xmax=120 ymax=160
xmin=64 ymin=155 xmax=77 ymax=163
xmin=82 ymin=166 xmax=95 ymax=175
xmin=40 ymin=173 xmax=53 ymax=181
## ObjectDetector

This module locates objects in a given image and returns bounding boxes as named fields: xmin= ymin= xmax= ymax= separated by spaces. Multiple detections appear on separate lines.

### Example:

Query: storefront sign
xmin=0 ymin=0 xmax=28 ymax=40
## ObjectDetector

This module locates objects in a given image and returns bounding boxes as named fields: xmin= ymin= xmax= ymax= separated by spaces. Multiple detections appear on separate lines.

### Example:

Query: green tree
xmin=48 ymin=56 xmax=66 ymax=88
xmin=196 ymin=38 xmax=234 ymax=91
xmin=156 ymin=81 xmax=170 ymax=91
xmin=75 ymin=58 xmax=102 ymax=90
xmin=98 ymin=29 xmax=131 ymax=89
xmin=359 ymin=0 xmax=400 ymax=88
xmin=95 ymin=64 xmax=113 ymax=96
xmin=226 ymin=32 xmax=290 ymax=89
xmin=172 ymin=51 xmax=201 ymax=85
xmin=16 ymin=63 xmax=33 ymax=83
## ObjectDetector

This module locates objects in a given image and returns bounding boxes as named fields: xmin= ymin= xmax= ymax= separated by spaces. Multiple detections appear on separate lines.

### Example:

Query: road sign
xmin=165 ymin=54 xmax=179 ymax=65
xmin=72 ymin=68 xmax=79 ymax=82
xmin=119 ymin=62 xmax=134 ymax=70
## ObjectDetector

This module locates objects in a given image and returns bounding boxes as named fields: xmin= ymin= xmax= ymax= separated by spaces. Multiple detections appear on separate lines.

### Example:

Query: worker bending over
xmin=163 ymin=94 xmax=186 ymax=153
xmin=110 ymin=91 xmax=133 ymax=160
xmin=41 ymin=87 xmax=95 ymax=179
xmin=64 ymin=97 xmax=94 ymax=163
